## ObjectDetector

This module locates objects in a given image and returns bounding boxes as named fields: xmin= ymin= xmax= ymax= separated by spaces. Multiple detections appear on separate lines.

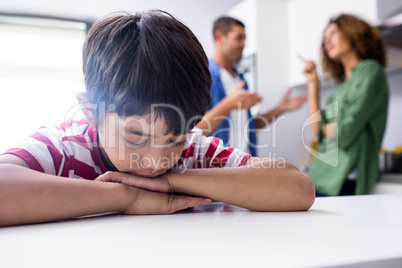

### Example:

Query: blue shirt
xmin=208 ymin=58 xmax=257 ymax=156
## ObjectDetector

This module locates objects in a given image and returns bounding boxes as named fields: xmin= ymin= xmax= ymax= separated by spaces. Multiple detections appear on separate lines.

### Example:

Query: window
xmin=0 ymin=14 xmax=89 ymax=153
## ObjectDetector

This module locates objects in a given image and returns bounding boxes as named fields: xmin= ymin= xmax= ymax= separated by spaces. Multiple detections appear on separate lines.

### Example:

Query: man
xmin=197 ymin=16 xmax=306 ymax=156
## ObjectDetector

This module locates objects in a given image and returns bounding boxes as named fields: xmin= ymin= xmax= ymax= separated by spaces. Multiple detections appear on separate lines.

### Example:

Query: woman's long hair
xmin=320 ymin=14 xmax=387 ymax=83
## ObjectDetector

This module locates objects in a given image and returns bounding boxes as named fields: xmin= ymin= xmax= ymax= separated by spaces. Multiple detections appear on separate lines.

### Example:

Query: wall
xmin=0 ymin=0 xmax=243 ymax=63
xmin=226 ymin=0 xmax=258 ymax=58
xmin=376 ymin=0 xmax=402 ymax=19
xmin=287 ymin=0 xmax=377 ymax=87
xmin=382 ymin=70 xmax=402 ymax=151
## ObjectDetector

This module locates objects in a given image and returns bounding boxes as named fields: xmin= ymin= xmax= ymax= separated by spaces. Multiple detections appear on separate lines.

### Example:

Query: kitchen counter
xmin=373 ymin=174 xmax=402 ymax=194
xmin=379 ymin=173 xmax=402 ymax=183
xmin=1 ymin=194 xmax=402 ymax=268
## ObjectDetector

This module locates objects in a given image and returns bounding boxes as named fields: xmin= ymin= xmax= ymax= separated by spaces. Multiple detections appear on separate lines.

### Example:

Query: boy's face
xmin=97 ymin=112 xmax=188 ymax=178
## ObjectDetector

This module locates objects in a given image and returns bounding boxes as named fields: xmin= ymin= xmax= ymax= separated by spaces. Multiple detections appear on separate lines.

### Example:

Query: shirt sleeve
xmin=1 ymin=126 xmax=66 ymax=175
xmin=336 ymin=62 xmax=388 ymax=149
xmin=175 ymin=128 xmax=252 ymax=170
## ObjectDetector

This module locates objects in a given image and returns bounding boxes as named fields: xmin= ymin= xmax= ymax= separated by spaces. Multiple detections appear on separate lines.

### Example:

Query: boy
xmin=0 ymin=10 xmax=315 ymax=226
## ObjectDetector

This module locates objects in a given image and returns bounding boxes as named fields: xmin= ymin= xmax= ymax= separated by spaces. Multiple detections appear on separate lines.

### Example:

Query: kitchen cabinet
xmin=377 ymin=0 xmax=402 ymax=19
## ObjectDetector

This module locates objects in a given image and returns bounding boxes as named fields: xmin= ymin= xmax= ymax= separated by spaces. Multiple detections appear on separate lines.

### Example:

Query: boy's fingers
xmin=95 ymin=172 xmax=115 ymax=182
xmin=96 ymin=172 xmax=137 ymax=186
xmin=168 ymin=195 xmax=211 ymax=213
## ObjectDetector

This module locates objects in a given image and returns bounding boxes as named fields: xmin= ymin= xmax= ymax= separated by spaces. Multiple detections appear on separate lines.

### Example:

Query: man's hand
xmin=96 ymin=171 xmax=173 ymax=193
xmin=224 ymin=80 xmax=262 ymax=110
xmin=278 ymin=89 xmax=306 ymax=113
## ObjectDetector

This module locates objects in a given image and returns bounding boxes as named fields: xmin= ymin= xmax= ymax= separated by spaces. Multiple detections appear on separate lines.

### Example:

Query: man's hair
xmin=213 ymin=16 xmax=244 ymax=38
xmin=320 ymin=13 xmax=387 ymax=83
xmin=83 ymin=10 xmax=212 ymax=134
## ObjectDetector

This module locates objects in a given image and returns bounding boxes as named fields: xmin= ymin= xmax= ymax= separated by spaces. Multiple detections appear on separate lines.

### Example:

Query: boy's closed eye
xmin=121 ymin=132 xmax=148 ymax=148
xmin=122 ymin=133 xmax=187 ymax=148
xmin=168 ymin=139 xmax=186 ymax=147
xmin=123 ymin=137 xmax=147 ymax=148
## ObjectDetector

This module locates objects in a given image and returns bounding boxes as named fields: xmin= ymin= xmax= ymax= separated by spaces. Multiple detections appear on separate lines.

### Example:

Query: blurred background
xmin=1 ymin=0 xmax=402 ymax=193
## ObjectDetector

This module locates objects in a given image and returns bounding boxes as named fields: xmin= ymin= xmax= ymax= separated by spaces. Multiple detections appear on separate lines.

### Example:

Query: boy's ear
xmin=76 ymin=92 xmax=96 ymax=128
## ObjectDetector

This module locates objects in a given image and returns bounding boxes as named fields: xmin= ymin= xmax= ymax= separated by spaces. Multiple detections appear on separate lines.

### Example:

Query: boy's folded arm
xmin=0 ymin=162 xmax=134 ymax=226
xmin=167 ymin=157 xmax=315 ymax=211
xmin=0 ymin=158 xmax=211 ymax=226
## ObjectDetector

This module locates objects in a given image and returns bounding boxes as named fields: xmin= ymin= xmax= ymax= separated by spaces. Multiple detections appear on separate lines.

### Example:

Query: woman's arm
xmin=303 ymin=61 xmax=321 ymax=136
xmin=0 ymin=155 xmax=211 ymax=226
xmin=97 ymin=157 xmax=316 ymax=212
xmin=322 ymin=121 xmax=337 ymax=139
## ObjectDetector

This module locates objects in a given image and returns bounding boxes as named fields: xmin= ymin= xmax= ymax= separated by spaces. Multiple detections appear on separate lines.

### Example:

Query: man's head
xmin=79 ymin=10 xmax=212 ymax=176
xmin=213 ymin=16 xmax=245 ymax=63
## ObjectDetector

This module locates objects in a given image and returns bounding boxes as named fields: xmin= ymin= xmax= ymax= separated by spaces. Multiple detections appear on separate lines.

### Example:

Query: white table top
xmin=1 ymin=194 xmax=402 ymax=268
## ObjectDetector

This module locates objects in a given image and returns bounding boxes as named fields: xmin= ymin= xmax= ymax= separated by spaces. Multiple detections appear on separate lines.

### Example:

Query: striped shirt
xmin=2 ymin=118 xmax=251 ymax=180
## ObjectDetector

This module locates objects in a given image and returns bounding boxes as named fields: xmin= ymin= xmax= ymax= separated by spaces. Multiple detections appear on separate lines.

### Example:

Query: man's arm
xmin=97 ymin=157 xmax=315 ymax=211
xmin=254 ymin=106 xmax=284 ymax=129
xmin=255 ymin=89 xmax=306 ymax=129
xmin=0 ymin=155 xmax=211 ymax=226
xmin=196 ymin=80 xmax=262 ymax=136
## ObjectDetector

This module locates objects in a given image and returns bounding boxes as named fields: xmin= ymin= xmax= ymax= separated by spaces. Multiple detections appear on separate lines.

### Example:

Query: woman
xmin=303 ymin=14 xmax=389 ymax=196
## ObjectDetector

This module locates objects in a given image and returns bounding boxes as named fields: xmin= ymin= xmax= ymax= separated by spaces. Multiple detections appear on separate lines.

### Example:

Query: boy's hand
xmin=96 ymin=171 xmax=173 ymax=193
xmin=122 ymin=188 xmax=211 ymax=215
xmin=97 ymin=172 xmax=212 ymax=215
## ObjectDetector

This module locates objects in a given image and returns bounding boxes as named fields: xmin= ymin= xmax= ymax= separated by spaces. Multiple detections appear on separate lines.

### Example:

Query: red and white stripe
xmin=174 ymin=128 xmax=250 ymax=170
xmin=2 ymin=119 xmax=251 ymax=179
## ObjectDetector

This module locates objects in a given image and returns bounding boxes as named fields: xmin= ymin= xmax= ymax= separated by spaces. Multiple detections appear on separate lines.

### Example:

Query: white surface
xmin=372 ymin=182 xmax=402 ymax=194
xmin=1 ymin=194 xmax=402 ymax=268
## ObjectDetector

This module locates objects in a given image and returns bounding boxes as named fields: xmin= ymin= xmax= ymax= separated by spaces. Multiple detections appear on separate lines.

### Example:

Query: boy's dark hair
xmin=83 ymin=10 xmax=212 ymax=134
xmin=213 ymin=16 xmax=245 ymax=38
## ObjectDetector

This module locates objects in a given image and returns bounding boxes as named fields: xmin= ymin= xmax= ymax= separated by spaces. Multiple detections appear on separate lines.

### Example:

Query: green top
xmin=309 ymin=59 xmax=389 ymax=196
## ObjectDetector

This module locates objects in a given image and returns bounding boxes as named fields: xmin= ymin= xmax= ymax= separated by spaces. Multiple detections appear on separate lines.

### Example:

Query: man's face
xmin=97 ymin=112 xmax=188 ymax=178
xmin=219 ymin=24 xmax=246 ymax=63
